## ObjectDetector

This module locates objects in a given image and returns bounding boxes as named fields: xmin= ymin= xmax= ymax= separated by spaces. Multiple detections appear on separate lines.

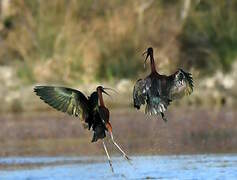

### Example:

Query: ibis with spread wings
xmin=133 ymin=47 xmax=194 ymax=122
xmin=34 ymin=85 xmax=130 ymax=172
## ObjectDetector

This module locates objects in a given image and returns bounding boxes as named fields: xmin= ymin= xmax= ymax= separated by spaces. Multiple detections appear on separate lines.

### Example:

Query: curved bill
xmin=101 ymin=89 xmax=111 ymax=97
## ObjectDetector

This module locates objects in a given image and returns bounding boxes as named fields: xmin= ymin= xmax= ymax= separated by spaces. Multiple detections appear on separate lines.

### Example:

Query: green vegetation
xmin=179 ymin=0 xmax=237 ymax=75
xmin=17 ymin=62 xmax=35 ymax=84
xmin=97 ymin=38 xmax=142 ymax=80
xmin=0 ymin=0 xmax=236 ymax=84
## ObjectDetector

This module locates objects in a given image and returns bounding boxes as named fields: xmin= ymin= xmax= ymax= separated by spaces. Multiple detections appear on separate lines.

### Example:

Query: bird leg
xmin=110 ymin=133 xmax=131 ymax=162
xmin=102 ymin=141 xmax=114 ymax=173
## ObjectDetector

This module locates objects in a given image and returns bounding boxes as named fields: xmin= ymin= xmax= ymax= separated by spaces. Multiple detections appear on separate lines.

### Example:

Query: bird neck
xmin=150 ymin=56 xmax=157 ymax=74
xmin=98 ymin=91 xmax=105 ymax=107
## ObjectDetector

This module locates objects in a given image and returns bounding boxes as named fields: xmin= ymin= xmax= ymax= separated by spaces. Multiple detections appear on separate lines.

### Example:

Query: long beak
xmin=143 ymin=50 xmax=149 ymax=68
xmin=101 ymin=89 xmax=111 ymax=97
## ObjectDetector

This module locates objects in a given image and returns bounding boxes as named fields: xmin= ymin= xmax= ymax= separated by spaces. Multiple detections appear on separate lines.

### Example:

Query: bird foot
xmin=124 ymin=154 xmax=131 ymax=161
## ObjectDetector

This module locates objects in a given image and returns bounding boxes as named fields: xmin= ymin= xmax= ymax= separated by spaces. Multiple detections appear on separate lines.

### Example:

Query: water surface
xmin=0 ymin=154 xmax=237 ymax=179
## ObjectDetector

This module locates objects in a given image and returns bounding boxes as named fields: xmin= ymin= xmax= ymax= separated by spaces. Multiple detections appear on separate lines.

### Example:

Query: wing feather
xmin=133 ymin=78 xmax=151 ymax=109
xmin=169 ymin=69 xmax=194 ymax=100
xmin=34 ymin=86 xmax=89 ymax=123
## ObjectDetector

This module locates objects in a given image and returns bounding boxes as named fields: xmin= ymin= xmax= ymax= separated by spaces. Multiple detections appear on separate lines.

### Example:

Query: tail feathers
xmin=145 ymin=100 xmax=168 ymax=122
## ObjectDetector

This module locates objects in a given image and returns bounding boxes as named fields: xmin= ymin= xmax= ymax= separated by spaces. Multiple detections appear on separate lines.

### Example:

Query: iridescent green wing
xmin=34 ymin=86 xmax=89 ymax=125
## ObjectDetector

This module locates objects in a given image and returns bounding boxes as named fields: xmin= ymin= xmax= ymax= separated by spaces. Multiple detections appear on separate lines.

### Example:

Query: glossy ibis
xmin=34 ymin=85 xmax=130 ymax=172
xmin=133 ymin=47 xmax=193 ymax=122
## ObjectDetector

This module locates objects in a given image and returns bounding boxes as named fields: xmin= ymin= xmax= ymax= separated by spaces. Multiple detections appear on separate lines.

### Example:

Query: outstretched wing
xmin=34 ymin=86 xmax=89 ymax=125
xmin=133 ymin=78 xmax=151 ymax=109
xmin=169 ymin=69 xmax=194 ymax=100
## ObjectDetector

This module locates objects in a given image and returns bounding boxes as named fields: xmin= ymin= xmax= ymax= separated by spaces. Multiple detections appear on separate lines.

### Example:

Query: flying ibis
xmin=133 ymin=47 xmax=194 ymax=122
xmin=34 ymin=85 xmax=130 ymax=172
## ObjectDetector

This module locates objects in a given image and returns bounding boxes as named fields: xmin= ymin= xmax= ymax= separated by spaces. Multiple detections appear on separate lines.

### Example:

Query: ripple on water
xmin=0 ymin=154 xmax=236 ymax=180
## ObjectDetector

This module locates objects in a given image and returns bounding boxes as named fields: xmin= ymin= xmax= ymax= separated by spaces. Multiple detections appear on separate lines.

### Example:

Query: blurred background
xmin=0 ymin=0 xmax=236 ymax=158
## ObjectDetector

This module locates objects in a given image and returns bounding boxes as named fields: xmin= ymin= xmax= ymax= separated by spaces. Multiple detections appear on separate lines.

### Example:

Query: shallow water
xmin=0 ymin=154 xmax=237 ymax=180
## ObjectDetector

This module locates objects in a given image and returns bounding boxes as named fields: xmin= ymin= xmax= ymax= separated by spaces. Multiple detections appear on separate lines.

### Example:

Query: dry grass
xmin=0 ymin=0 xmax=182 ymax=84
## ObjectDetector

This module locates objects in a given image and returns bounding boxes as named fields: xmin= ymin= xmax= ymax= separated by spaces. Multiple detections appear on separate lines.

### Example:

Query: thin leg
xmin=103 ymin=141 xmax=114 ymax=173
xmin=110 ymin=133 xmax=131 ymax=162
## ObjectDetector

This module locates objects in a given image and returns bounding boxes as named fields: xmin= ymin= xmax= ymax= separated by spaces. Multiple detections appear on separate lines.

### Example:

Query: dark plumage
xmin=34 ymin=86 xmax=110 ymax=142
xmin=133 ymin=47 xmax=194 ymax=122
xmin=34 ymin=85 xmax=130 ymax=172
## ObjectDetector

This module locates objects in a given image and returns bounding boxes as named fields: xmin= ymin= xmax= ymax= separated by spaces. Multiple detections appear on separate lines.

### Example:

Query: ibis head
xmin=143 ymin=47 xmax=157 ymax=73
xmin=96 ymin=86 xmax=110 ymax=96
xmin=143 ymin=47 xmax=153 ymax=64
